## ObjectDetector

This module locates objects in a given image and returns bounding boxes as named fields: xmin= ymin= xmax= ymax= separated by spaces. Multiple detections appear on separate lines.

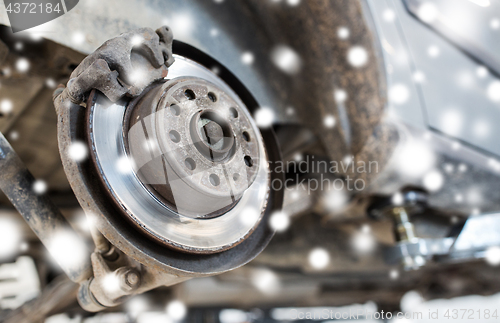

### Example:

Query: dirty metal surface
xmin=55 ymin=41 xmax=284 ymax=275
xmin=87 ymin=57 xmax=270 ymax=253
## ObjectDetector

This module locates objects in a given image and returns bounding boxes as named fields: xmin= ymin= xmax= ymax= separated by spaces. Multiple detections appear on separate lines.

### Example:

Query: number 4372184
xmin=6 ymin=3 xmax=61 ymax=14
xmin=444 ymin=309 xmax=498 ymax=320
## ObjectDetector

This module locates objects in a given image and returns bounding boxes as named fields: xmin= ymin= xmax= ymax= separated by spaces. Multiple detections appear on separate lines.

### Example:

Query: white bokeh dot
xmin=396 ymin=140 xmax=435 ymax=177
xmin=287 ymin=0 xmax=300 ymax=6
xmin=443 ymin=163 xmax=454 ymax=174
xmin=46 ymin=78 xmax=57 ymax=88
xmin=413 ymin=70 xmax=426 ymax=83
xmin=440 ymin=109 xmax=463 ymax=136
xmin=487 ymin=81 xmax=500 ymax=102
xmin=476 ymin=66 xmax=488 ymax=78
xmin=473 ymin=119 xmax=490 ymax=138
xmin=117 ymin=156 xmax=135 ymax=174
xmin=0 ymin=99 xmax=13 ymax=114
xmin=9 ymin=131 xmax=19 ymax=141
xmin=389 ymin=84 xmax=410 ymax=105
xmin=337 ymin=27 xmax=350 ymax=39
xmin=293 ymin=153 xmax=303 ymax=162
xmin=389 ymin=269 xmax=400 ymax=280
xmin=33 ymin=180 xmax=48 ymax=195
xmin=16 ymin=58 xmax=30 ymax=73
xmin=485 ymin=246 xmax=500 ymax=266
xmin=240 ymin=207 xmax=260 ymax=226
xmin=271 ymin=45 xmax=302 ymax=74
xmin=392 ymin=192 xmax=404 ymax=205
xmin=423 ymin=170 xmax=444 ymax=192
xmin=131 ymin=35 xmax=143 ymax=47
xmin=269 ymin=211 xmax=290 ymax=233
xmin=241 ymin=52 xmax=255 ymax=65
xmin=401 ymin=291 xmax=424 ymax=312
xmin=324 ymin=115 xmax=336 ymax=128
xmin=126 ymin=296 xmax=149 ymax=318
xmin=334 ymin=89 xmax=347 ymax=103
xmin=210 ymin=28 xmax=219 ymax=37
xmin=383 ymin=9 xmax=396 ymax=22
xmin=417 ymin=2 xmax=439 ymax=23
xmin=254 ymin=107 xmax=275 ymax=128
xmin=427 ymin=45 xmax=440 ymax=58
xmin=0 ymin=217 xmax=21 ymax=259
xmin=68 ymin=141 xmax=89 ymax=162
xmin=72 ymin=32 xmax=85 ymax=45
xmin=251 ymin=268 xmax=280 ymax=295
xmin=323 ymin=188 xmax=348 ymax=212
xmin=352 ymin=230 xmax=375 ymax=254
xmin=490 ymin=18 xmax=500 ymax=30
xmin=166 ymin=300 xmax=187 ymax=321
xmin=347 ymin=46 xmax=368 ymax=67
xmin=308 ymin=248 xmax=330 ymax=270
xmin=211 ymin=66 xmax=220 ymax=75
xmin=101 ymin=273 xmax=121 ymax=294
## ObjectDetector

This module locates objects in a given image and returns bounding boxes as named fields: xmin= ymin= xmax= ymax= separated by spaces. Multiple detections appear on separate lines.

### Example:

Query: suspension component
xmin=0 ymin=132 xmax=91 ymax=283
xmin=54 ymin=27 xmax=283 ymax=311
xmin=369 ymin=190 xmax=428 ymax=269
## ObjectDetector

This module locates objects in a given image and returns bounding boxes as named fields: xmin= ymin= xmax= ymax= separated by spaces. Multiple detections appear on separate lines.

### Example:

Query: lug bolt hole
xmin=208 ymin=92 xmax=217 ymax=102
xmin=170 ymin=104 xmax=181 ymax=116
xmin=184 ymin=89 xmax=196 ymax=100
xmin=229 ymin=107 xmax=239 ymax=118
xmin=244 ymin=156 xmax=253 ymax=167
xmin=185 ymin=158 xmax=196 ymax=171
xmin=209 ymin=174 xmax=220 ymax=186
xmin=242 ymin=131 xmax=251 ymax=142
xmin=169 ymin=130 xmax=181 ymax=143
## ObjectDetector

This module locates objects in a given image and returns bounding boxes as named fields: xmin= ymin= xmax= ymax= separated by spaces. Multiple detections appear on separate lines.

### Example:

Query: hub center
xmin=191 ymin=110 xmax=235 ymax=161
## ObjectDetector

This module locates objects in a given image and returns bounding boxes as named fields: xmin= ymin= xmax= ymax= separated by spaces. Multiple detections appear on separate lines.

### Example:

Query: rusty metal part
xmin=53 ymin=26 xmax=282 ymax=311
xmin=54 ymin=39 xmax=283 ymax=305
xmin=0 ymin=131 xmax=92 ymax=283
xmin=0 ymin=27 xmax=86 ymax=208
xmin=60 ymin=26 xmax=174 ymax=104
xmin=78 ymin=251 xmax=190 ymax=312
xmin=367 ymin=190 xmax=429 ymax=269
xmin=87 ymin=57 xmax=270 ymax=254
xmin=221 ymin=0 xmax=388 ymax=176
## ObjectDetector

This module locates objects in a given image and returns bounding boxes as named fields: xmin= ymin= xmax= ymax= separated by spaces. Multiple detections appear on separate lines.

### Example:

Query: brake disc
xmin=87 ymin=55 xmax=269 ymax=253
xmin=56 ymin=40 xmax=283 ymax=276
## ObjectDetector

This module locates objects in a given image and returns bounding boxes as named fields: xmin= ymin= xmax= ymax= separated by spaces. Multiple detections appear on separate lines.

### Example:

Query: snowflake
xmin=308 ymin=248 xmax=330 ymax=270
xmin=347 ymin=46 xmax=368 ymax=67
xmin=271 ymin=45 xmax=302 ymax=74
xmin=241 ymin=52 xmax=255 ymax=65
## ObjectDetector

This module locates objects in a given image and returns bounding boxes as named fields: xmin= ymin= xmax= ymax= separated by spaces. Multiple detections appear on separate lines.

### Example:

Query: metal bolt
xmin=126 ymin=271 xmax=140 ymax=287
xmin=392 ymin=207 xmax=417 ymax=243
xmin=116 ymin=268 xmax=141 ymax=292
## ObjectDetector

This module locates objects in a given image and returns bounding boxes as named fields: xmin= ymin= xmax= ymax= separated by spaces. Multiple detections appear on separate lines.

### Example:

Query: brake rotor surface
xmin=87 ymin=55 xmax=270 ymax=254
